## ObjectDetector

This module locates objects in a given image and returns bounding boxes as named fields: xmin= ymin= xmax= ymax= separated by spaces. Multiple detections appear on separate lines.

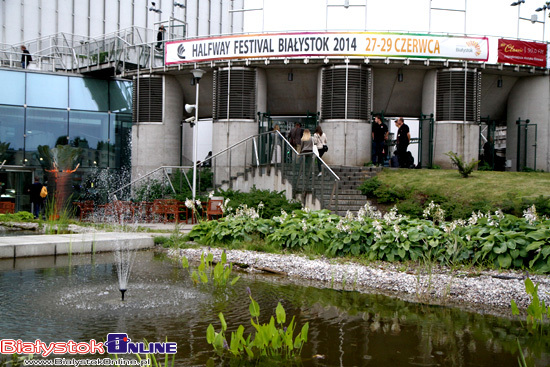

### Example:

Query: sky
xmin=242 ymin=0 xmax=549 ymax=42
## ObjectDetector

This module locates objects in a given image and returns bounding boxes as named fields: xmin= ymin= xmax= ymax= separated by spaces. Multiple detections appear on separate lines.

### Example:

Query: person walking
xmin=28 ymin=177 xmax=44 ymax=219
xmin=395 ymin=117 xmax=411 ymax=167
xmin=20 ymin=45 xmax=32 ymax=69
xmin=289 ymin=122 xmax=303 ymax=152
xmin=156 ymin=25 xmax=166 ymax=49
xmin=313 ymin=125 xmax=328 ymax=176
xmin=372 ymin=115 xmax=388 ymax=166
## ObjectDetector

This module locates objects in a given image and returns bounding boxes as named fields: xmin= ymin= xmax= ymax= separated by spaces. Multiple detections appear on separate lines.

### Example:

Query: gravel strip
xmin=169 ymin=247 xmax=550 ymax=317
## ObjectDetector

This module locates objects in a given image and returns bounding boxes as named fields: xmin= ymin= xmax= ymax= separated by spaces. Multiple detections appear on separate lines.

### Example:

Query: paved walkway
xmin=0 ymin=221 xmax=198 ymax=259
xmin=0 ymin=232 xmax=155 ymax=259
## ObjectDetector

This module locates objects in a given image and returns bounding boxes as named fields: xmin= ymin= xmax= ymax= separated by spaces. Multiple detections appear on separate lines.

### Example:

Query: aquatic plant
xmin=206 ymin=289 xmax=309 ymax=362
xmin=511 ymin=277 xmax=550 ymax=336
xmin=182 ymin=251 xmax=240 ymax=287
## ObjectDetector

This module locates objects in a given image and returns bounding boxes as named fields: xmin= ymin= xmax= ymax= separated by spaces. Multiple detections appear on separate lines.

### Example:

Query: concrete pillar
xmin=420 ymin=70 xmax=436 ymax=168
xmin=131 ymin=75 xmax=183 ymax=178
xmin=428 ymin=69 xmax=480 ymax=169
xmin=507 ymin=76 xmax=550 ymax=172
xmin=432 ymin=123 xmax=479 ymax=169
xmin=211 ymin=67 xmax=265 ymax=185
xmin=317 ymin=67 xmax=371 ymax=166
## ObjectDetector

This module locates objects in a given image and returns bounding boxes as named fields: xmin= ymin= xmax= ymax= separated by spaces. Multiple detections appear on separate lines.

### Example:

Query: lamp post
xmin=511 ymin=0 xmax=526 ymax=38
xmin=535 ymin=2 xmax=550 ymax=41
xmin=191 ymin=68 xmax=205 ymax=201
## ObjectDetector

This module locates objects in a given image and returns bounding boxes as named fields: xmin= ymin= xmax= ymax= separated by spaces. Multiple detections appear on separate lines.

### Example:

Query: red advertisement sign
xmin=498 ymin=39 xmax=547 ymax=67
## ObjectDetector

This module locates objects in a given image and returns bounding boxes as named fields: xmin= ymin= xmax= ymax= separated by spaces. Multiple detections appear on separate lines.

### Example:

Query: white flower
xmin=258 ymin=201 xmax=264 ymax=209
xmin=301 ymin=219 xmax=308 ymax=232
xmin=185 ymin=199 xmax=194 ymax=209
xmin=195 ymin=199 xmax=201 ymax=207
xmin=208 ymin=191 xmax=214 ymax=199
xmin=523 ymin=205 xmax=538 ymax=225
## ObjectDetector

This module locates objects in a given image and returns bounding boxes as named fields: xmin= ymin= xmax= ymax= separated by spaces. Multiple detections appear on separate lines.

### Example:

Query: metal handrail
xmin=107 ymin=131 xmax=340 ymax=211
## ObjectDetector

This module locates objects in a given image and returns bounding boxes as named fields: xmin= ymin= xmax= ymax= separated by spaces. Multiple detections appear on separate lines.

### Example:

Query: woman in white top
xmin=313 ymin=125 xmax=328 ymax=175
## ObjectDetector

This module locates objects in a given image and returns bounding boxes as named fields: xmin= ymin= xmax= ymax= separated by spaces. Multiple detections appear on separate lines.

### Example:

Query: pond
xmin=0 ymin=250 xmax=548 ymax=366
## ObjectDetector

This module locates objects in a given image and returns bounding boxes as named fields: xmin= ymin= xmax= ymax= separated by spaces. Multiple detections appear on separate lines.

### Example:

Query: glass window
xmin=110 ymin=113 xmax=132 ymax=169
xmin=109 ymin=80 xmax=133 ymax=113
xmin=0 ymin=71 xmax=25 ymax=106
xmin=26 ymin=74 xmax=69 ymax=109
xmin=0 ymin=105 xmax=25 ymax=165
xmin=25 ymin=108 xmax=69 ymax=166
xmin=69 ymin=111 xmax=109 ymax=168
xmin=69 ymin=77 xmax=109 ymax=111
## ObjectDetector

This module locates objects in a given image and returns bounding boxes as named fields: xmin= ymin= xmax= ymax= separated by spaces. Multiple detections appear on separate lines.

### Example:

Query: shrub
xmin=0 ymin=211 xmax=35 ymax=222
xmin=216 ymin=187 xmax=301 ymax=219
xmin=358 ymin=177 xmax=382 ymax=197
xmin=374 ymin=186 xmax=407 ymax=204
xmin=445 ymin=151 xmax=479 ymax=178
xmin=396 ymin=199 xmax=423 ymax=218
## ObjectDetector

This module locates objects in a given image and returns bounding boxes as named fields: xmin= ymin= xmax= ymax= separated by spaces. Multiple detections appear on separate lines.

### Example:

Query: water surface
xmin=0 ymin=251 xmax=548 ymax=366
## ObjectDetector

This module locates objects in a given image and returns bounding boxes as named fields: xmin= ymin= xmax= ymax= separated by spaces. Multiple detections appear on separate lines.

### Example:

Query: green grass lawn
xmin=378 ymin=169 xmax=550 ymax=203
xmin=370 ymin=169 xmax=550 ymax=218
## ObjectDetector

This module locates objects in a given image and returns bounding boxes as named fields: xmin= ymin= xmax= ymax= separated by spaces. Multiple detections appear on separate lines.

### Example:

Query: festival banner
xmin=497 ymin=39 xmax=547 ymax=68
xmin=165 ymin=32 xmax=489 ymax=64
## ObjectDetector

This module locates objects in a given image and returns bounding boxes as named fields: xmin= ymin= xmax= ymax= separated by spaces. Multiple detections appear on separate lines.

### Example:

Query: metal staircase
xmin=109 ymin=131 xmax=343 ymax=212
xmin=0 ymin=19 xmax=186 ymax=76
xmin=108 ymin=132 xmax=384 ymax=216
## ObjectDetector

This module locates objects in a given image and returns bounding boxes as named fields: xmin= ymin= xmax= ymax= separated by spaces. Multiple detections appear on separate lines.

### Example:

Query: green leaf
xmin=191 ymin=271 xmax=199 ymax=284
xmin=219 ymin=312 xmax=227 ymax=332
xmin=300 ymin=322 xmax=309 ymax=343
xmin=244 ymin=346 xmax=254 ymax=359
xmin=230 ymin=275 xmax=240 ymax=286
xmin=206 ymin=324 xmax=215 ymax=344
xmin=181 ymin=256 xmax=189 ymax=269
xmin=276 ymin=302 xmax=286 ymax=324
xmin=525 ymin=277 xmax=536 ymax=295
xmin=498 ymin=254 xmax=512 ymax=268
xmin=526 ymin=229 xmax=550 ymax=241
xmin=397 ymin=248 xmax=406 ymax=259
xmin=493 ymin=242 xmax=507 ymax=254
xmin=213 ymin=333 xmax=224 ymax=350
xmin=200 ymin=272 xmax=208 ymax=284
xmin=249 ymin=298 xmax=260 ymax=318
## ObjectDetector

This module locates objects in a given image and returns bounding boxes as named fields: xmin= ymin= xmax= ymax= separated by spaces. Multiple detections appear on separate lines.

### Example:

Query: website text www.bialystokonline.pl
xmin=23 ymin=358 xmax=150 ymax=366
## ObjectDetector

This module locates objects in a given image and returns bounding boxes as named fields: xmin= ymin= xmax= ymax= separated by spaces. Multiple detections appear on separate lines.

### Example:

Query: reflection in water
xmin=0 ymin=251 xmax=548 ymax=366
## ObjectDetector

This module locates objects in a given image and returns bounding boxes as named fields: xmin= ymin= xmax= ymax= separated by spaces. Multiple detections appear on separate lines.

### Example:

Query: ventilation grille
xmin=133 ymin=77 xmax=163 ymax=123
xmin=436 ymin=69 xmax=481 ymax=123
xmin=213 ymin=68 xmax=256 ymax=120
xmin=321 ymin=66 xmax=371 ymax=120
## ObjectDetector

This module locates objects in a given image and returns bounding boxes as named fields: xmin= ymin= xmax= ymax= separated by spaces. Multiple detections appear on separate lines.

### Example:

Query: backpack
xmin=40 ymin=186 xmax=48 ymax=198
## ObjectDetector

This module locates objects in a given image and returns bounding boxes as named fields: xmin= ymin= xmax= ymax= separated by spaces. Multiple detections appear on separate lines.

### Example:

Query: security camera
xmin=184 ymin=116 xmax=196 ymax=127
xmin=185 ymin=104 xmax=196 ymax=113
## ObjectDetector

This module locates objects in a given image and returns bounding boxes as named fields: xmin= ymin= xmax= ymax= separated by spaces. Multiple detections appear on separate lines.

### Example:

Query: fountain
xmin=114 ymin=241 xmax=136 ymax=301
xmin=38 ymin=144 xmax=82 ymax=219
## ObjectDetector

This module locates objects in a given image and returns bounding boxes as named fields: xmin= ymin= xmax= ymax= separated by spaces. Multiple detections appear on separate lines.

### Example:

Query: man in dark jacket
xmin=21 ymin=45 xmax=32 ymax=68
xmin=372 ymin=115 xmax=388 ymax=166
xmin=29 ymin=177 xmax=44 ymax=219
xmin=395 ymin=117 xmax=411 ymax=167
